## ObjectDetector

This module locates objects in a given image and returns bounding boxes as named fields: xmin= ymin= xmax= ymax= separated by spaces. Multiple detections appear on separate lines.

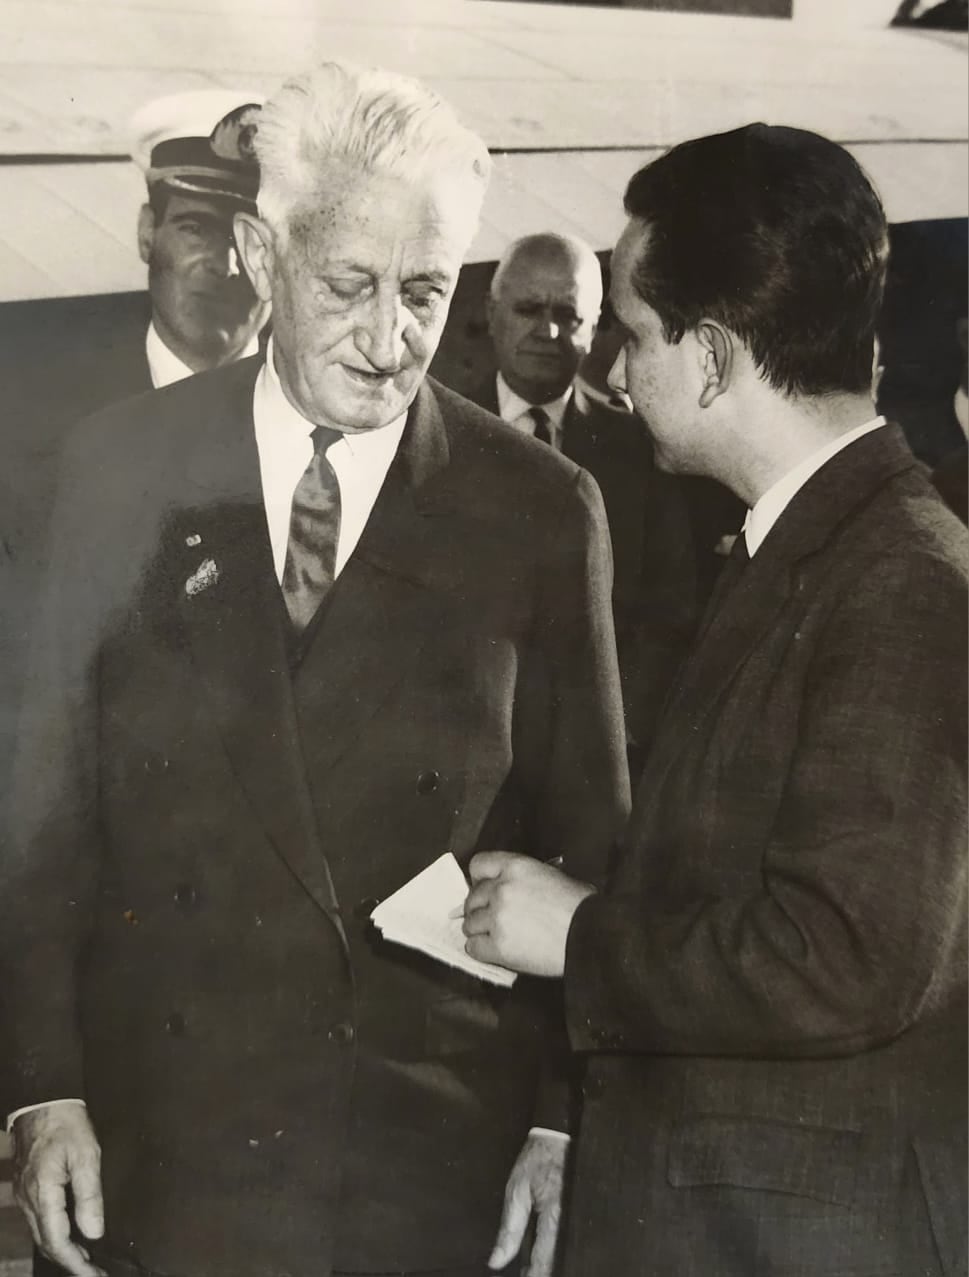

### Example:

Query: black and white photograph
xmin=0 ymin=2 xmax=966 ymax=1275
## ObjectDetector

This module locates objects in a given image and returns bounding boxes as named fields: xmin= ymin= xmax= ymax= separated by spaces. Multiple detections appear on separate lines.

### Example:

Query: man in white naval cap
xmin=0 ymin=91 xmax=271 ymax=969
xmin=128 ymin=88 xmax=270 ymax=386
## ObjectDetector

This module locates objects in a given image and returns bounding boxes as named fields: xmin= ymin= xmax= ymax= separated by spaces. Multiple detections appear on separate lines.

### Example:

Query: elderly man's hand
xmin=489 ymin=1131 xmax=568 ymax=1276
xmin=12 ymin=1103 xmax=105 ymax=1277
xmin=463 ymin=852 xmax=595 ymax=977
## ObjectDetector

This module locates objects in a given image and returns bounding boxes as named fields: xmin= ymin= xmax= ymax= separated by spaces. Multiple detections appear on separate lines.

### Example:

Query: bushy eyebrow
xmin=404 ymin=270 xmax=452 ymax=287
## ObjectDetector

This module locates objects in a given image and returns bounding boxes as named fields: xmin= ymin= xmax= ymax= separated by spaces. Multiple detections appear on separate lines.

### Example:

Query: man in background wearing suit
xmin=2 ymin=61 xmax=628 ymax=1277
xmin=473 ymin=232 xmax=700 ymax=755
xmin=464 ymin=125 xmax=968 ymax=1276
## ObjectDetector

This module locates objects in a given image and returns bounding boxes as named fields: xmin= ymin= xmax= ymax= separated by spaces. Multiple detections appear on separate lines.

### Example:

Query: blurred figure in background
xmin=471 ymin=231 xmax=702 ymax=755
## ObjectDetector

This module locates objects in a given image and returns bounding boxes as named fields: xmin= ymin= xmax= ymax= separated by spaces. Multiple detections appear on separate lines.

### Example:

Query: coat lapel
xmin=638 ymin=425 xmax=920 ymax=801
xmin=294 ymin=379 xmax=460 ymax=779
xmin=174 ymin=360 xmax=341 ymax=921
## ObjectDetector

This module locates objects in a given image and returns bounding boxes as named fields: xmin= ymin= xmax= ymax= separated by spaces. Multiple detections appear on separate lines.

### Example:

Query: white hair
xmin=490 ymin=232 xmax=603 ymax=312
xmin=255 ymin=61 xmax=492 ymax=237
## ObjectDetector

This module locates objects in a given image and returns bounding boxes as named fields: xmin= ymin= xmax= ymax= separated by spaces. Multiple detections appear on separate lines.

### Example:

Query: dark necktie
xmin=528 ymin=405 xmax=553 ymax=446
xmin=695 ymin=529 xmax=749 ymax=645
xmin=281 ymin=425 xmax=343 ymax=632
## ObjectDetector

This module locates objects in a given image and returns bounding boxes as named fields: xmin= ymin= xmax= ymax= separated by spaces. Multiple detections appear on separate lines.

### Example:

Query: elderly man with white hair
xmin=2 ymin=61 xmax=630 ymax=1277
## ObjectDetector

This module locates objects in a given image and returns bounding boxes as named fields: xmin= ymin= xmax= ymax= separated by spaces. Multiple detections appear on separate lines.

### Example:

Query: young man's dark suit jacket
xmin=1 ymin=358 xmax=630 ymax=1277
xmin=561 ymin=425 xmax=968 ymax=1276
xmin=471 ymin=375 xmax=700 ymax=753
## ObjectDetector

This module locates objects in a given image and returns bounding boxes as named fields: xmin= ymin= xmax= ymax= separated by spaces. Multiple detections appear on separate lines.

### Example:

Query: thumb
xmin=70 ymin=1156 xmax=104 ymax=1241
xmin=489 ymin=1171 xmax=532 ymax=1270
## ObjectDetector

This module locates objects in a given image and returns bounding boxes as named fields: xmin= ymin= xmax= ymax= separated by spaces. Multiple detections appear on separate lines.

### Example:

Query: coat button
xmin=327 ymin=1021 xmax=355 ymax=1045
xmin=144 ymin=755 xmax=169 ymax=774
xmin=354 ymin=897 xmax=380 ymax=922
xmin=416 ymin=769 xmax=440 ymax=795
xmin=165 ymin=1012 xmax=186 ymax=1037
xmin=173 ymin=883 xmax=197 ymax=909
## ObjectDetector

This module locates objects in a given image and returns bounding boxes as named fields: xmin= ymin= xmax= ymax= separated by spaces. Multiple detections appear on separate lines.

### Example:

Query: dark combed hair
xmin=623 ymin=124 xmax=890 ymax=398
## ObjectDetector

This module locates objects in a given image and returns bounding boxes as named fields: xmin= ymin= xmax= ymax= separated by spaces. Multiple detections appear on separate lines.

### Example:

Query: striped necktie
xmin=281 ymin=425 xmax=343 ymax=632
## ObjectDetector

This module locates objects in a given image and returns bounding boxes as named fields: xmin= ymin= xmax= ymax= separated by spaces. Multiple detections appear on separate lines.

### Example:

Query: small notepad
xmin=370 ymin=853 xmax=517 ymax=988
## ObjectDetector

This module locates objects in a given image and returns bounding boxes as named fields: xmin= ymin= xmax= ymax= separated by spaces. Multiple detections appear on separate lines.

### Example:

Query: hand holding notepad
xmin=370 ymin=853 xmax=517 ymax=988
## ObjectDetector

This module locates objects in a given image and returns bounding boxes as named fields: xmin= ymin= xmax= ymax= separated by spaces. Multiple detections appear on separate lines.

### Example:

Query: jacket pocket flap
xmin=668 ymin=1115 xmax=860 ymax=1207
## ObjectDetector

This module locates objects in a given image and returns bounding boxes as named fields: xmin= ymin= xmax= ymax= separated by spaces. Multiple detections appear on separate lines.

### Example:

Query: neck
xmin=718 ymin=391 xmax=878 ymax=509
xmin=152 ymin=314 xmax=255 ymax=375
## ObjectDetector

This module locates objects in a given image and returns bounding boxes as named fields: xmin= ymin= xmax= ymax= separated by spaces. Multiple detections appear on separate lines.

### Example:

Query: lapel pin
xmin=185 ymin=533 xmax=202 ymax=548
xmin=185 ymin=557 xmax=219 ymax=597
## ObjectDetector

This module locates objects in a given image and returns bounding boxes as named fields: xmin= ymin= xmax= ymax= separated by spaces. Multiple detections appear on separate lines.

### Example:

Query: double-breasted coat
xmin=2 ymin=358 xmax=630 ymax=1276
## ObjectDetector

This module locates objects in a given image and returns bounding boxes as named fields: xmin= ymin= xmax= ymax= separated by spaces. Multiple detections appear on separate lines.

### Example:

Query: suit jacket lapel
xmin=175 ymin=360 xmax=341 ymax=921
xmin=638 ymin=425 xmax=920 ymax=802
xmin=294 ymin=379 xmax=459 ymax=780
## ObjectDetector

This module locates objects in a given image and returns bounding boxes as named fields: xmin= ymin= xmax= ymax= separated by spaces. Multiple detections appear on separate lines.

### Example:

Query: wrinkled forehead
xmin=285 ymin=170 xmax=480 ymax=262
xmin=498 ymin=244 xmax=602 ymax=309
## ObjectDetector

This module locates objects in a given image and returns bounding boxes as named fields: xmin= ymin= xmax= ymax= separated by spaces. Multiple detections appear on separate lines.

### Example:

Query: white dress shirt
xmin=495 ymin=372 xmax=571 ymax=449
xmin=743 ymin=416 xmax=887 ymax=557
xmin=253 ymin=339 xmax=406 ymax=583
xmin=145 ymin=321 xmax=260 ymax=390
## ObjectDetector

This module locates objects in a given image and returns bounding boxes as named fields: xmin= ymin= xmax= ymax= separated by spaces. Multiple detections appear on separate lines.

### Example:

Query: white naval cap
xmin=128 ymin=89 xmax=266 ymax=207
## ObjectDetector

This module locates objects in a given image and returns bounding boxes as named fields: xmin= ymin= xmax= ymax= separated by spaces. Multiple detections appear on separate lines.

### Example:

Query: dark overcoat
xmin=1 ymin=359 xmax=630 ymax=1276
xmin=563 ymin=426 xmax=968 ymax=1277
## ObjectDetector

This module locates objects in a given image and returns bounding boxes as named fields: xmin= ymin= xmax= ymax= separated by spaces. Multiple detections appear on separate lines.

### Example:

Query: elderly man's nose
xmin=607 ymin=348 xmax=628 ymax=395
xmin=361 ymin=296 xmax=407 ymax=371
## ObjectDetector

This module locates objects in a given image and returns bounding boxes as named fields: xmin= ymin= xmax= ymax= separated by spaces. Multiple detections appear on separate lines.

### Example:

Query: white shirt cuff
xmin=528 ymin=1126 xmax=571 ymax=1143
xmin=6 ymin=1098 xmax=86 ymax=1134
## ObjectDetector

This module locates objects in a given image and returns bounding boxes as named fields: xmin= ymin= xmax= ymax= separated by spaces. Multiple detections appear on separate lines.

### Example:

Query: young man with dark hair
xmin=463 ymin=124 xmax=968 ymax=1277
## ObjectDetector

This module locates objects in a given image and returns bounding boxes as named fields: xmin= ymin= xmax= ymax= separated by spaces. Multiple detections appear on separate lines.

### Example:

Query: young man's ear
xmin=696 ymin=319 xmax=733 ymax=409
xmin=233 ymin=212 xmax=276 ymax=305
xmin=136 ymin=204 xmax=156 ymax=266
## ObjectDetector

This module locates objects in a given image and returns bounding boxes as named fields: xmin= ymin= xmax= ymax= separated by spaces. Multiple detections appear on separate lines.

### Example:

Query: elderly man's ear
xmin=233 ymin=212 xmax=276 ymax=304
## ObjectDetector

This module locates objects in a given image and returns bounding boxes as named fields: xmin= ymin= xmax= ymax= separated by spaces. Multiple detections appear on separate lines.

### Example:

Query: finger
xmin=465 ymin=933 xmax=500 ymax=965
xmin=463 ymin=881 xmax=495 ymax=915
xmin=71 ymin=1155 xmax=105 ymax=1240
xmin=461 ymin=908 xmax=492 ymax=938
xmin=488 ymin=1170 xmax=532 ymax=1270
xmin=468 ymin=851 xmax=514 ymax=883
xmin=35 ymin=1180 xmax=100 ymax=1275
xmin=526 ymin=1197 xmax=561 ymax=1277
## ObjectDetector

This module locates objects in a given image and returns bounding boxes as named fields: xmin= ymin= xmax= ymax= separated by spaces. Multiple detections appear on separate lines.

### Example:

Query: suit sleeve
xmin=515 ymin=467 xmax=631 ymax=1131
xmin=523 ymin=466 xmax=631 ymax=881
xmin=564 ymin=546 xmax=968 ymax=1059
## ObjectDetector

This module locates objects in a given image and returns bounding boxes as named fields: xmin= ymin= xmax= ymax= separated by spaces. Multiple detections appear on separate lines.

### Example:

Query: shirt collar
xmin=145 ymin=320 xmax=260 ymax=390
xmin=255 ymin=335 xmax=407 ymax=462
xmin=744 ymin=416 xmax=887 ymax=557
xmin=495 ymin=372 xmax=573 ymax=433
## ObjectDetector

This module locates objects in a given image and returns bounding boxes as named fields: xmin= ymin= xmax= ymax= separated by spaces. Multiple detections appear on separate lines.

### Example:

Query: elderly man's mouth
xmin=343 ymin=366 xmax=398 ymax=385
